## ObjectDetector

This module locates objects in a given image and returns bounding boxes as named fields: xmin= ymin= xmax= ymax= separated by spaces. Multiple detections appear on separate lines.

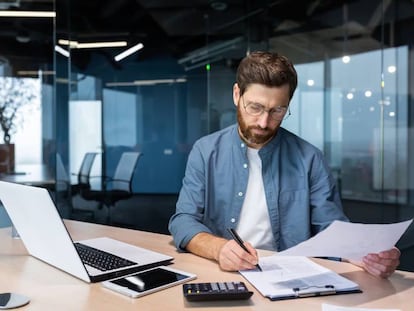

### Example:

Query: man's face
xmin=233 ymin=83 xmax=290 ymax=149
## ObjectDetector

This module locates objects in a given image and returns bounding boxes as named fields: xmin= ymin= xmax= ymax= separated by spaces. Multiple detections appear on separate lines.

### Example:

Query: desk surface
xmin=1 ymin=221 xmax=413 ymax=311
xmin=0 ymin=164 xmax=54 ymax=187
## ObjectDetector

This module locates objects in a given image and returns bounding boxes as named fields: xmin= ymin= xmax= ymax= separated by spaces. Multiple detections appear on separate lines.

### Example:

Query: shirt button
xmin=230 ymin=218 xmax=236 ymax=223
xmin=238 ymin=192 xmax=243 ymax=196
xmin=240 ymin=143 xmax=245 ymax=148
xmin=243 ymin=163 xmax=248 ymax=169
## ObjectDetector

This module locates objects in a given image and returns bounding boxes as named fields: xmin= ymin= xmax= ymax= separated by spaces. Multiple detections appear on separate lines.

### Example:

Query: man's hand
xmin=362 ymin=247 xmax=401 ymax=278
xmin=348 ymin=247 xmax=401 ymax=278
xmin=218 ymin=239 xmax=259 ymax=271
xmin=185 ymin=232 xmax=259 ymax=271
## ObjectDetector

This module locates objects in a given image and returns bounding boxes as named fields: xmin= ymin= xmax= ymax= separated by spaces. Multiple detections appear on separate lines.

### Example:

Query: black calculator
xmin=183 ymin=281 xmax=253 ymax=301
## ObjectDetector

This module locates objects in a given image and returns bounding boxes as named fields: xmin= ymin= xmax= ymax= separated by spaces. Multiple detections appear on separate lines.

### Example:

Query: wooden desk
xmin=1 ymin=221 xmax=413 ymax=310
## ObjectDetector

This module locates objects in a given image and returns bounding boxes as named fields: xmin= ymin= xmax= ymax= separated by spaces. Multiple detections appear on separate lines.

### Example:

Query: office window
xmin=282 ymin=46 xmax=408 ymax=204
xmin=69 ymin=100 xmax=102 ymax=186
xmin=0 ymin=77 xmax=41 ymax=165
xmin=283 ymin=61 xmax=325 ymax=151
xmin=332 ymin=47 xmax=408 ymax=203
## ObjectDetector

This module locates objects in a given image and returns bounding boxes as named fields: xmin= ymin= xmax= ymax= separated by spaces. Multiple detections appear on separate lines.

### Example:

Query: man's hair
xmin=236 ymin=51 xmax=298 ymax=99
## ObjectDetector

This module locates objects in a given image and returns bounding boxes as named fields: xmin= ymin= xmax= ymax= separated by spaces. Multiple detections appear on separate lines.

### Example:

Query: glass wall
xmin=0 ymin=0 xmax=413 ymax=270
xmin=0 ymin=2 xmax=55 ymax=225
xmin=205 ymin=1 xmax=414 ymax=270
xmin=57 ymin=0 xmax=414 ymax=270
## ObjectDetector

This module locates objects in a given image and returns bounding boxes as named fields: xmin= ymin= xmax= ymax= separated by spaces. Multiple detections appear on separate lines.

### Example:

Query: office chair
xmin=76 ymin=152 xmax=98 ymax=191
xmin=55 ymin=153 xmax=72 ymax=214
xmin=70 ymin=152 xmax=98 ymax=220
xmin=80 ymin=151 xmax=142 ymax=224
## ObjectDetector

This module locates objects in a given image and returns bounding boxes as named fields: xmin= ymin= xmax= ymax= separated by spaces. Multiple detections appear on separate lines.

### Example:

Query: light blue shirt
xmin=168 ymin=124 xmax=348 ymax=251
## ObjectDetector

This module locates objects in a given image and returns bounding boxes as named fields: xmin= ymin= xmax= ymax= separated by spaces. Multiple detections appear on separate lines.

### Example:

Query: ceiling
xmin=1 ymin=0 xmax=414 ymax=73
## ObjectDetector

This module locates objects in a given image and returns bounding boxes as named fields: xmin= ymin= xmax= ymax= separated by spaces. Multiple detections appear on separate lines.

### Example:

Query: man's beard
xmin=237 ymin=105 xmax=276 ymax=145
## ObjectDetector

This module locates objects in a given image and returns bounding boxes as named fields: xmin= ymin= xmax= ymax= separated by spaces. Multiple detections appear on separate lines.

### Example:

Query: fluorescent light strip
xmin=55 ymin=45 xmax=70 ymax=58
xmin=133 ymin=78 xmax=187 ymax=86
xmin=58 ymin=39 xmax=77 ymax=47
xmin=17 ymin=70 xmax=55 ymax=76
xmin=106 ymin=78 xmax=187 ymax=87
xmin=178 ymin=37 xmax=243 ymax=64
xmin=114 ymin=43 xmax=144 ymax=62
xmin=77 ymin=41 xmax=127 ymax=49
xmin=58 ymin=39 xmax=127 ymax=49
xmin=0 ymin=11 xmax=56 ymax=17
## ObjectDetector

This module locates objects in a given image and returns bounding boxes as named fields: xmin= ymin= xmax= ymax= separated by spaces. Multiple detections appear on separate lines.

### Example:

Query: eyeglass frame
xmin=241 ymin=96 xmax=291 ymax=121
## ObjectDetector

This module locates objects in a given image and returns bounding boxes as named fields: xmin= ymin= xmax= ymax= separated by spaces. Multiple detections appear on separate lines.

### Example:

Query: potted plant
xmin=0 ymin=77 xmax=39 ymax=173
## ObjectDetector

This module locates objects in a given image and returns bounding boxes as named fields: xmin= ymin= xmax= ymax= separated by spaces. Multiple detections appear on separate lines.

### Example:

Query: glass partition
xmin=0 ymin=2 xmax=56 ymax=225
xmin=52 ymin=0 xmax=414 ymax=270
xmin=205 ymin=1 xmax=414 ymax=270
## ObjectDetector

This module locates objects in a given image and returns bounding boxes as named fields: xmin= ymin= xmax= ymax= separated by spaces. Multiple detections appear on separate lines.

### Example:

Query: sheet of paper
xmin=278 ymin=219 xmax=413 ymax=261
xmin=322 ymin=303 xmax=400 ymax=311
xmin=240 ymin=256 xmax=359 ymax=299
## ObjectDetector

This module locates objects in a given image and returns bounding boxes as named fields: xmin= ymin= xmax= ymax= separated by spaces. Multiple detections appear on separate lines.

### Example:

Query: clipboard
xmin=239 ymin=256 xmax=362 ymax=301
xmin=267 ymin=284 xmax=362 ymax=301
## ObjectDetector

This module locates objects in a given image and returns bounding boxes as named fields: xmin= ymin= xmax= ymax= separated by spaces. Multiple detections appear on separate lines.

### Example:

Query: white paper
xmin=240 ymin=256 xmax=359 ymax=299
xmin=278 ymin=219 xmax=413 ymax=261
xmin=322 ymin=303 xmax=400 ymax=311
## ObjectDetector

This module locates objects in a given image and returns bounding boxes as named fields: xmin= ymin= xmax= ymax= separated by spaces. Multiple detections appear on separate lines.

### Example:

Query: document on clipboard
xmin=240 ymin=256 xmax=361 ymax=301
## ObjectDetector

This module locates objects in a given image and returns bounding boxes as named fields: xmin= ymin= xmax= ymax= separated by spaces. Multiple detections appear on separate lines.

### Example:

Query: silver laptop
xmin=0 ymin=181 xmax=173 ymax=283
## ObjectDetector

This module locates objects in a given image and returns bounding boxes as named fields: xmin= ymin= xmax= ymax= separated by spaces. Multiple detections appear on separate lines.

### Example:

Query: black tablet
xmin=101 ymin=266 xmax=196 ymax=298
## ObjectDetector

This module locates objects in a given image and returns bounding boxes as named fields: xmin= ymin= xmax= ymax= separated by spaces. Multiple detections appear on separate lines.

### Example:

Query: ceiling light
xmin=114 ymin=43 xmax=144 ymax=62
xmin=387 ymin=65 xmax=396 ymax=73
xmin=307 ymin=79 xmax=314 ymax=86
xmin=342 ymin=55 xmax=350 ymax=63
xmin=55 ymin=45 xmax=70 ymax=58
xmin=0 ymin=11 xmax=56 ymax=17
xmin=16 ymin=34 xmax=30 ymax=43
xmin=76 ymin=41 xmax=127 ymax=49
xmin=178 ymin=37 xmax=243 ymax=65
xmin=106 ymin=78 xmax=187 ymax=87
xmin=58 ymin=39 xmax=127 ymax=49
xmin=17 ymin=70 xmax=55 ymax=76
xmin=210 ymin=1 xmax=228 ymax=11
xmin=58 ymin=39 xmax=78 ymax=48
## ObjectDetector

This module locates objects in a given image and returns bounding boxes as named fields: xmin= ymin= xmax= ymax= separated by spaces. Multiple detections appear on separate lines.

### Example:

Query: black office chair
xmin=71 ymin=152 xmax=98 ymax=220
xmin=80 ymin=151 xmax=142 ymax=224
xmin=55 ymin=153 xmax=72 ymax=217
xmin=76 ymin=152 xmax=98 ymax=192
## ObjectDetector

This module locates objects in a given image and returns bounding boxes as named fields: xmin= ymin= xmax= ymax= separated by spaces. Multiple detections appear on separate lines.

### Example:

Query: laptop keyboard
xmin=74 ymin=242 xmax=137 ymax=271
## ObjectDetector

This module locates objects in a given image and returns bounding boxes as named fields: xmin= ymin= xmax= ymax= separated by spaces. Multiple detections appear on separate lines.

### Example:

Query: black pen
xmin=227 ymin=228 xmax=263 ymax=272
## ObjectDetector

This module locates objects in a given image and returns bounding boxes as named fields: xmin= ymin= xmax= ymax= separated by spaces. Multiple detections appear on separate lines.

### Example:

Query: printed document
xmin=277 ymin=219 xmax=412 ymax=261
xmin=240 ymin=256 xmax=360 ymax=300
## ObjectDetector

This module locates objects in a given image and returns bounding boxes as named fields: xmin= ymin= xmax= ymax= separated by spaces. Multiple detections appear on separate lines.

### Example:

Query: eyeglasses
xmin=242 ymin=98 xmax=291 ymax=121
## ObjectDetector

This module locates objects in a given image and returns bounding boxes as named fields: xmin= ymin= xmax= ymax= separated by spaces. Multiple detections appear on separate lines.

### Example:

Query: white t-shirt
xmin=236 ymin=147 xmax=274 ymax=250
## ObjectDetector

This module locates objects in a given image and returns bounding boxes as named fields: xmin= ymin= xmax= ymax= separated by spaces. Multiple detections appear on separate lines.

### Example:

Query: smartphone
xmin=101 ymin=266 xmax=196 ymax=298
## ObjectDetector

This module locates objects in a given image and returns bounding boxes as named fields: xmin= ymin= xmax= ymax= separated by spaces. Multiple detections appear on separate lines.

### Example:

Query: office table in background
xmin=0 ymin=220 xmax=413 ymax=310
xmin=0 ymin=164 xmax=54 ymax=187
